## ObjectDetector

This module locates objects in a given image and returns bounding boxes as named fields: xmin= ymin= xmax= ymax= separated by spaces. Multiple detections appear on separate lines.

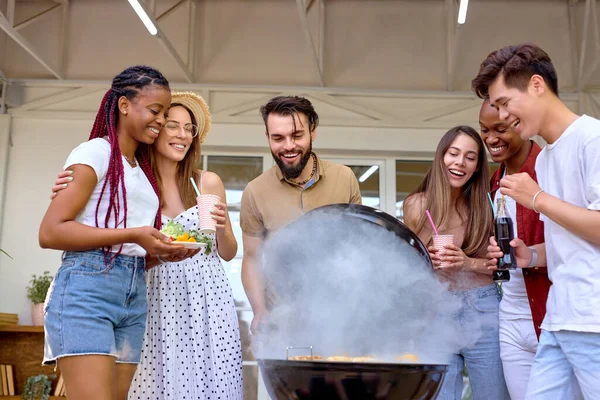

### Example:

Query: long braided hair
xmin=89 ymin=66 xmax=169 ymax=260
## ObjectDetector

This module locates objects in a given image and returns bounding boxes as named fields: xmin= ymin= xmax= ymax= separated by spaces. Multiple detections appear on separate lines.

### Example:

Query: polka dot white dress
xmin=129 ymin=206 xmax=243 ymax=400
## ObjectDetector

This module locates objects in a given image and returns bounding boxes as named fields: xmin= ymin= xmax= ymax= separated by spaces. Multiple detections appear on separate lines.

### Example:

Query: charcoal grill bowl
xmin=258 ymin=359 xmax=447 ymax=400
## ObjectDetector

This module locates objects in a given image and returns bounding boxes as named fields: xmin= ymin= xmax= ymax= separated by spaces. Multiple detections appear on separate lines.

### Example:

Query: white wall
xmin=0 ymin=117 xmax=93 ymax=322
xmin=0 ymin=115 xmax=10 ymax=234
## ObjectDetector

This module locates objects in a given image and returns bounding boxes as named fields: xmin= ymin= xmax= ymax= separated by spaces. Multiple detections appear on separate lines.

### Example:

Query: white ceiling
xmin=0 ymin=0 xmax=599 ymax=95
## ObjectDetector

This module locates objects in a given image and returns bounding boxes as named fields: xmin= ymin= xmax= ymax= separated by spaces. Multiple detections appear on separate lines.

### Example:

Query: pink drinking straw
xmin=425 ymin=210 xmax=439 ymax=236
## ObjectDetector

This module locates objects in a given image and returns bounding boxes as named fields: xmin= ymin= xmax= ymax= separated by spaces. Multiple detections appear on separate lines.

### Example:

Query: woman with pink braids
xmin=38 ymin=66 xmax=190 ymax=400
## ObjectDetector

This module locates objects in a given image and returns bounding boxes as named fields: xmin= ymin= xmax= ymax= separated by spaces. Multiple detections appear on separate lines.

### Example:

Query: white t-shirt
xmin=536 ymin=114 xmax=600 ymax=333
xmin=64 ymin=138 xmax=159 ymax=257
xmin=495 ymin=189 xmax=532 ymax=320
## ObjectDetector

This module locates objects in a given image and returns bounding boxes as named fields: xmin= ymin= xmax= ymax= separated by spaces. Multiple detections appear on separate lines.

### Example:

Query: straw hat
xmin=171 ymin=91 xmax=212 ymax=144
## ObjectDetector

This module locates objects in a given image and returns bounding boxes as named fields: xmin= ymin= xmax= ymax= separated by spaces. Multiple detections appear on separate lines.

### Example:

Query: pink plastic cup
xmin=197 ymin=194 xmax=220 ymax=234
xmin=432 ymin=234 xmax=455 ymax=268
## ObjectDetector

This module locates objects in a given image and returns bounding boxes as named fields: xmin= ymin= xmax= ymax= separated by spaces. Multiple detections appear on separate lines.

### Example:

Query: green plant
xmin=21 ymin=374 xmax=54 ymax=400
xmin=26 ymin=271 xmax=53 ymax=304
xmin=1 ymin=248 xmax=12 ymax=259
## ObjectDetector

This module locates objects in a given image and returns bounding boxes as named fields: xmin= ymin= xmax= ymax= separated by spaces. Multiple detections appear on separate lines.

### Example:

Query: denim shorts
xmin=43 ymin=250 xmax=147 ymax=365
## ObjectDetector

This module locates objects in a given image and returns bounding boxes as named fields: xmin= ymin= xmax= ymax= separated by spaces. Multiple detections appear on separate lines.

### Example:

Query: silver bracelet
xmin=157 ymin=255 xmax=167 ymax=264
xmin=532 ymin=190 xmax=544 ymax=213
xmin=527 ymin=247 xmax=538 ymax=268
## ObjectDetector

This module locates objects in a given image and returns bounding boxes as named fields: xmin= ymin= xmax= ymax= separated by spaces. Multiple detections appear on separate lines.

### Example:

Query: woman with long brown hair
xmin=403 ymin=125 xmax=508 ymax=400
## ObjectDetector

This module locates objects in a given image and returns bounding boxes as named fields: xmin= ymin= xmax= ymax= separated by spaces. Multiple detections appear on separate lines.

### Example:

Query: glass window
xmin=207 ymin=156 xmax=263 ymax=255
xmin=347 ymin=164 xmax=381 ymax=209
xmin=395 ymin=161 xmax=431 ymax=219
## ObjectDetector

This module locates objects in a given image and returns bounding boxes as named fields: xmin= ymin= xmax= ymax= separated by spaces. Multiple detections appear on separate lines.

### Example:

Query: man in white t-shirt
xmin=472 ymin=44 xmax=600 ymax=399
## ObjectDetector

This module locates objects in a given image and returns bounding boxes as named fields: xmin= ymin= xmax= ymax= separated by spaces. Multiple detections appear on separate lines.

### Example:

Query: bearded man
xmin=240 ymin=95 xmax=362 ymax=333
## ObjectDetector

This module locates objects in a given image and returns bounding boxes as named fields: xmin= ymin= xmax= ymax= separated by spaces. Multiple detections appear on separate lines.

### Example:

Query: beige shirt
xmin=240 ymin=154 xmax=362 ymax=237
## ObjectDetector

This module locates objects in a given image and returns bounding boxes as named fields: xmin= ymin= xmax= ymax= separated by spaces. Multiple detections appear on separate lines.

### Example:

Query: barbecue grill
xmin=257 ymin=204 xmax=449 ymax=400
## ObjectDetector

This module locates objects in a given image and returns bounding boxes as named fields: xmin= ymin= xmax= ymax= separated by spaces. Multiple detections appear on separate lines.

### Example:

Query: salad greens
xmin=160 ymin=220 xmax=212 ymax=256
xmin=161 ymin=220 xmax=185 ymax=238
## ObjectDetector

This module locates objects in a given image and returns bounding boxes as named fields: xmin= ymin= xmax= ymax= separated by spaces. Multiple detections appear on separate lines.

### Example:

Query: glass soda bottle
xmin=493 ymin=269 xmax=510 ymax=283
xmin=495 ymin=197 xmax=517 ymax=270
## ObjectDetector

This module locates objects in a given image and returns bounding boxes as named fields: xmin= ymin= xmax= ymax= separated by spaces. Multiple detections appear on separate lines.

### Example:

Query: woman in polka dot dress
xmin=51 ymin=92 xmax=243 ymax=399
xmin=130 ymin=92 xmax=242 ymax=399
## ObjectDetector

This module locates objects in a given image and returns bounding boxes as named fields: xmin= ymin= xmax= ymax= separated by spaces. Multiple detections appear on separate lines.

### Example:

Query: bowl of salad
xmin=160 ymin=220 xmax=212 ymax=255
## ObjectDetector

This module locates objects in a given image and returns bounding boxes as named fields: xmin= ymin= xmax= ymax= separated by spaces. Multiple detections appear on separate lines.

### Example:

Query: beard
xmin=272 ymin=141 xmax=313 ymax=180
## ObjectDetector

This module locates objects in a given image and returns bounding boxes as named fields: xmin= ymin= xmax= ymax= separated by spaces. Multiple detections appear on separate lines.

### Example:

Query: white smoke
xmin=252 ymin=207 xmax=482 ymax=364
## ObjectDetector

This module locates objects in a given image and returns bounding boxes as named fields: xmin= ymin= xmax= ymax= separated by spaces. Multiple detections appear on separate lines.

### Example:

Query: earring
xmin=122 ymin=110 xmax=127 ymax=115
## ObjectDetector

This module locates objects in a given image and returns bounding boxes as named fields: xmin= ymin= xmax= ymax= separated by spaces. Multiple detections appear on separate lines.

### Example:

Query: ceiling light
xmin=458 ymin=0 xmax=469 ymax=25
xmin=128 ymin=0 xmax=158 ymax=36
xmin=359 ymin=165 xmax=379 ymax=183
